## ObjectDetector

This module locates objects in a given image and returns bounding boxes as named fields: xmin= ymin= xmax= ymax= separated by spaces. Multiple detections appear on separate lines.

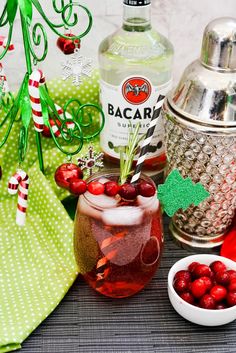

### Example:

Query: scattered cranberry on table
xmin=173 ymin=260 xmax=236 ymax=310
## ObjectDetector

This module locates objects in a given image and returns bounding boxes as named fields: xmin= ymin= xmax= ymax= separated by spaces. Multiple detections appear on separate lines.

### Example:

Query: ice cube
xmin=137 ymin=195 xmax=159 ymax=213
xmin=84 ymin=191 xmax=119 ymax=209
xmin=98 ymin=177 xmax=110 ymax=184
xmin=78 ymin=196 xmax=101 ymax=220
xmin=102 ymin=206 xmax=143 ymax=226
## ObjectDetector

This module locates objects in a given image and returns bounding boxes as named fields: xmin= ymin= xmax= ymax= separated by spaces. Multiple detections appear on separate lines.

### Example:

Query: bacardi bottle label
xmin=100 ymin=76 xmax=171 ymax=160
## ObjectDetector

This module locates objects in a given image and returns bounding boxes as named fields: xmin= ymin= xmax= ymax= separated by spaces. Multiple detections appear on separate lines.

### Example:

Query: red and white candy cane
xmin=28 ymin=69 xmax=45 ymax=132
xmin=0 ymin=35 xmax=14 ymax=92
xmin=49 ymin=103 xmax=75 ymax=137
xmin=8 ymin=170 xmax=30 ymax=226
xmin=29 ymin=69 xmax=75 ymax=134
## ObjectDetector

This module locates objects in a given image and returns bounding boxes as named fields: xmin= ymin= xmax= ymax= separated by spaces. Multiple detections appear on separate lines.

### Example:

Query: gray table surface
xmin=20 ymin=217 xmax=236 ymax=353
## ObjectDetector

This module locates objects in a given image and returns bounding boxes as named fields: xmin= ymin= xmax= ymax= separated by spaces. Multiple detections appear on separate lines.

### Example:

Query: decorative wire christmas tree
xmin=0 ymin=0 xmax=104 ymax=173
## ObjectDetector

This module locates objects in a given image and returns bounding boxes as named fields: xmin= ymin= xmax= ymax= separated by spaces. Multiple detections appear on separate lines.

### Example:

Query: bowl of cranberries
xmin=168 ymin=254 xmax=236 ymax=326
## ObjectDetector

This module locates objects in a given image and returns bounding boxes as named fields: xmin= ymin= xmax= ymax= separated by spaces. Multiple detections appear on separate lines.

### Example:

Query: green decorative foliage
xmin=158 ymin=169 xmax=210 ymax=217
xmin=18 ymin=0 xmax=33 ymax=24
xmin=6 ymin=0 xmax=18 ymax=24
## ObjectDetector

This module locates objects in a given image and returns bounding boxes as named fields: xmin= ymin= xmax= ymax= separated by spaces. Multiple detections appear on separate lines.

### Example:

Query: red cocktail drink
xmin=74 ymin=171 xmax=163 ymax=298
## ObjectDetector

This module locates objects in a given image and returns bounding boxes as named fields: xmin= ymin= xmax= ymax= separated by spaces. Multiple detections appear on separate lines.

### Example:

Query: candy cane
xmin=0 ymin=35 xmax=14 ymax=93
xmin=50 ymin=103 xmax=75 ymax=137
xmin=28 ymin=69 xmax=45 ymax=132
xmin=8 ymin=170 xmax=30 ymax=226
xmin=29 ymin=69 xmax=75 ymax=134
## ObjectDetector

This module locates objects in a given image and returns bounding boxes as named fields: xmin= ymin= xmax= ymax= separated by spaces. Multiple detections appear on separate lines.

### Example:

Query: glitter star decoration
xmin=78 ymin=146 xmax=104 ymax=176
xmin=61 ymin=48 xmax=93 ymax=86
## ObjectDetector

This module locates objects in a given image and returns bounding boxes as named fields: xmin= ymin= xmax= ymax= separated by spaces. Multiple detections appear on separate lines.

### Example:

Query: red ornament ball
xmin=57 ymin=34 xmax=80 ymax=55
xmin=54 ymin=163 xmax=83 ymax=189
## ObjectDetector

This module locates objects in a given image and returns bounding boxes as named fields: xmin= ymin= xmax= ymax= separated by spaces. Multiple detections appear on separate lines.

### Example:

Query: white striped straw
xmin=131 ymin=94 xmax=165 ymax=184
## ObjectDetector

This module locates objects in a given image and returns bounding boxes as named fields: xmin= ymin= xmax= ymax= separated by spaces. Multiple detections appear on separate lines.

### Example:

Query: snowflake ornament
xmin=78 ymin=146 xmax=104 ymax=176
xmin=62 ymin=48 xmax=93 ymax=86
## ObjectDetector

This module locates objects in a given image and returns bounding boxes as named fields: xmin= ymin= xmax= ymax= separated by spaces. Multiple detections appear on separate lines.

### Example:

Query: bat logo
xmin=122 ymin=77 xmax=152 ymax=105
xmin=125 ymin=83 xmax=149 ymax=96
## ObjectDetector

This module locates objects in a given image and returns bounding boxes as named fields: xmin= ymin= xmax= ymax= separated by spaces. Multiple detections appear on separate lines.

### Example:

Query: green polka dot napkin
xmin=0 ymin=72 xmax=100 ymax=353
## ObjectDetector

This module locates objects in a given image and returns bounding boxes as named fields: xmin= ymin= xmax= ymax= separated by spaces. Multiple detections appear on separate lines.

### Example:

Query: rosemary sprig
xmin=119 ymin=123 xmax=143 ymax=185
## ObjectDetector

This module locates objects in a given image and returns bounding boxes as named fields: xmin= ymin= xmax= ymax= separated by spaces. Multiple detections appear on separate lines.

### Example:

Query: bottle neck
xmin=122 ymin=4 xmax=152 ymax=32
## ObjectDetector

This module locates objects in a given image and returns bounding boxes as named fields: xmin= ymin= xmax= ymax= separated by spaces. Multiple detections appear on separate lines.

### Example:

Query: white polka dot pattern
xmin=0 ymin=71 xmax=101 ymax=352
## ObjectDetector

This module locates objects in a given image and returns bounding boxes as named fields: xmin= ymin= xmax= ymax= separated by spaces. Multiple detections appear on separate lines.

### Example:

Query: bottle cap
xmin=123 ymin=0 xmax=151 ymax=6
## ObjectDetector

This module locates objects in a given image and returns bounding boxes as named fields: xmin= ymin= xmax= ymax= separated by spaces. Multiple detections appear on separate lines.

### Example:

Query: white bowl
xmin=168 ymin=254 xmax=236 ymax=326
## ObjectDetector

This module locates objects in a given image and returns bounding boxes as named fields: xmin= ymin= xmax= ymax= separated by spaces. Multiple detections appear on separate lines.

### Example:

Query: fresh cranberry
xmin=87 ymin=181 xmax=105 ymax=195
xmin=137 ymin=181 xmax=156 ymax=197
xmin=227 ymin=270 xmax=236 ymax=281
xmin=215 ymin=303 xmax=227 ymax=310
xmin=54 ymin=163 xmax=83 ymax=189
xmin=173 ymin=278 xmax=189 ymax=294
xmin=180 ymin=292 xmax=195 ymax=305
xmin=228 ymin=279 xmax=236 ymax=292
xmin=193 ymin=264 xmax=212 ymax=279
xmin=188 ymin=262 xmax=200 ymax=273
xmin=199 ymin=294 xmax=216 ymax=309
xmin=174 ymin=270 xmax=191 ymax=283
xmin=215 ymin=271 xmax=230 ymax=286
xmin=69 ymin=178 xmax=87 ymax=195
xmin=191 ymin=278 xmax=207 ymax=298
xmin=227 ymin=291 xmax=236 ymax=307
xmin=104 ymin=181 xmax=120 ymax=197
xmin=210 ymin=285 xmax=227 ymax=302
xmin=201 ymin=276 xmax=213 ymax=291
xmin=119 ymin=183 xmax=137 ymax=200
xmin=210 ymin=261 xmax=227 ymax=274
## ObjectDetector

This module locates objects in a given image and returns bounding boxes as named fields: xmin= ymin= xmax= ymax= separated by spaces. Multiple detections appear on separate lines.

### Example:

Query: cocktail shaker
xmin=162 ymin=18 xmax=236 ymax=250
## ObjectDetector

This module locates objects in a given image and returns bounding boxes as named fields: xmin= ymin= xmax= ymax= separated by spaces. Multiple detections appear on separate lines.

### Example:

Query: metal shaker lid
xmin=167 ymin=17 xmax=236 ymax=126
xmin=201 ymin=17 xmax=236 ymax=71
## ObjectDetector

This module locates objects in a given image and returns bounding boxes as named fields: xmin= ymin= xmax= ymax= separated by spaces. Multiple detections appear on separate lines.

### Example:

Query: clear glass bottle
xmin=98 ymin=0 xmax=174 ymax=172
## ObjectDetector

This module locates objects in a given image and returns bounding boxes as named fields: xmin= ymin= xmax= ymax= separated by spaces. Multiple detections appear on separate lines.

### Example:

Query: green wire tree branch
xmin=0 ymin=0 xmax=104 ymax=173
